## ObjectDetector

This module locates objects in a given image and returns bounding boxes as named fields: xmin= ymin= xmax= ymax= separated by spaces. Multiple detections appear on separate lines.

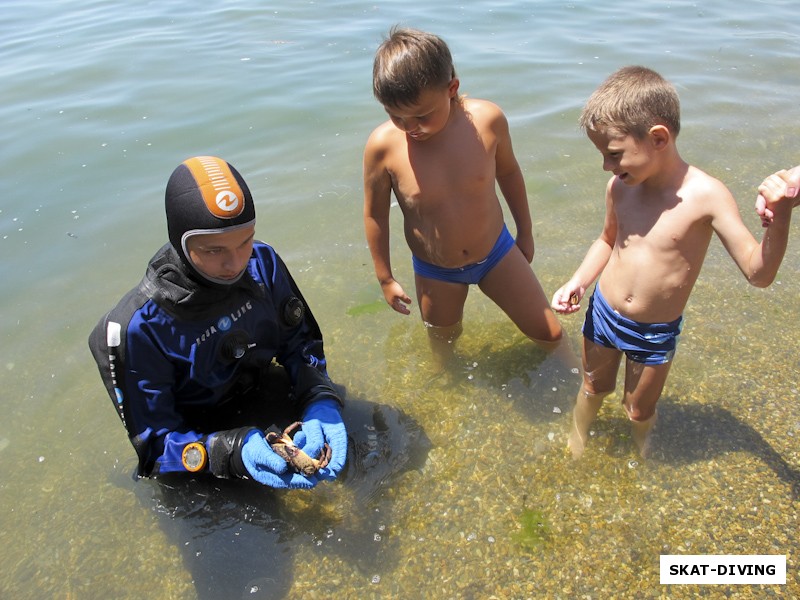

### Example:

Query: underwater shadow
xmin=128 ymin=395 xmax=431 ymax=600
xmin=650 ymin=400 xmax=799 ymax=499
xmin=457 ymin=339 xmax=581 ymax=424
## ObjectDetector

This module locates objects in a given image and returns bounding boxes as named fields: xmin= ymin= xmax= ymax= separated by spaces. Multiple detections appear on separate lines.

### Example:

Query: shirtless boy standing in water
xmin=363 ymin=26 xmax=563 ymax=362
xmin=551 ymin=66 xmax=794 ymax=458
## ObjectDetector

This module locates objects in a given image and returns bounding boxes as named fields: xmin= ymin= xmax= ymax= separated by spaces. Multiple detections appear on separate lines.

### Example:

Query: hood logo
xmin=182 ymin=156 xmax=246 ymax=219
xmin=216 ymin=191 xmax=240 ymax=213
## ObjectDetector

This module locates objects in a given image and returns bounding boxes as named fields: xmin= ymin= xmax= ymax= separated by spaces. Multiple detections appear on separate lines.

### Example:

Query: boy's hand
xmin=381 ymin=279 xmax=412 ymax=315
xmin=551 ymin=283 xmax=583 ymax=314
xmin=756 ymin=166 xmax=800 ymax=227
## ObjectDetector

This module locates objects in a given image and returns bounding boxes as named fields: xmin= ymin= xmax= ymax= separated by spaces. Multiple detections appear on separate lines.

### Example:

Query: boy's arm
xmin=363 ymin=131 xmax=412 ymax=314
xmin=552 ymin=179 xmax=617 ymax=313
xmin=712 ymin=177 xmax=793 ymax=288
xmin=494 ymin=110 xmax=534 ymax=262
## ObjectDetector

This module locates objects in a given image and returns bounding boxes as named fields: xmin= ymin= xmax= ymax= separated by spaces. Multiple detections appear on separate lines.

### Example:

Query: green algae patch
xmin=513 ymin=508 xmax=552 ymax=551
xmin=346 ymin=299 xmax=389 ymax=317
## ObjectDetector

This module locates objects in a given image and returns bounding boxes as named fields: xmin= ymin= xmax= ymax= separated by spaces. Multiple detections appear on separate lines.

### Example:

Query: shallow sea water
xmin=1 ymin=1 xmax=799 ymax=598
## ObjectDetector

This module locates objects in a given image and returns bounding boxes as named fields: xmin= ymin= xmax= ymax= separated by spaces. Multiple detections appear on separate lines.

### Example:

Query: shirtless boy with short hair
xmin=363 ymin=26 xmax=563 ymax=361
xmin=551 ymin=66 xmax=794 ymax=457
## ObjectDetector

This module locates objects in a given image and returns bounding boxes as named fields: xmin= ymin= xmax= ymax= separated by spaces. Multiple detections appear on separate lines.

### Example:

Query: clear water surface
xmin=1 ymin=1 xmax=798 ymax=598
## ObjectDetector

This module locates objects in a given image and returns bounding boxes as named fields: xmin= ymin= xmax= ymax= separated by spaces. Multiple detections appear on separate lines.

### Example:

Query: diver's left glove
xmin=296 ymin=399 xmax=347 ymax=480
xmin=206 ymin=427 xmax=317 ymax=489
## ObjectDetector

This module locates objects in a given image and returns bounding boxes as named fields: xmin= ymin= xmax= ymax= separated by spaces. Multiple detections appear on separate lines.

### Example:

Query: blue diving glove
xmin=240 ymin=430 xmax=319 ymax=490
xmin=298 ymin=399 xmax=347 ymax=480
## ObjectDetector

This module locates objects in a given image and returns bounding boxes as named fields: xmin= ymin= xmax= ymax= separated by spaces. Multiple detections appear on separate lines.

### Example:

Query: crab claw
xmin=265 ymin=430 xmax=294 ymax=447
xmin=317 ymin=443 xmax=332 ymax=470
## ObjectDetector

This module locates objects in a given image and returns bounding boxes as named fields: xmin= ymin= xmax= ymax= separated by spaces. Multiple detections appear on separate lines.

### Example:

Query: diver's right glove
xmin=206 ymin=427 xmax=317 ymax=489
xmin=297 ymin=399 xmax=347 ymax=481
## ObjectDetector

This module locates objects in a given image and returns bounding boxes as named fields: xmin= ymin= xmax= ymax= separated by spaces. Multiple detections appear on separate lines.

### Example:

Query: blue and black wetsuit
xmin=89 ymin=241 xmax=339 ymax=477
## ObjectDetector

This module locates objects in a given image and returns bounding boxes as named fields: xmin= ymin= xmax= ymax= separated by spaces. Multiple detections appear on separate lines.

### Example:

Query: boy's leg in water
xmin=424 ymin=320 xmax=464 ymax=370
xmin=622 ymin=358 xmax=673 ymax=457
xmin=478 ymin=246 xmax=577 ymax=367
xmin=569 ymin=339 xmax=622 ymax=458
xmin=479 ymin=245 xmax=563 ymax=341
xmin=415 ymin=273 xmax=469 ymax=369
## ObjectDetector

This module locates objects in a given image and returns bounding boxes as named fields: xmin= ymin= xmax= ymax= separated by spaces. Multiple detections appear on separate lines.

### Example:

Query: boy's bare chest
xmin=389 ymin=134 xmax=495 ymax=206
xmin=614 ymin=195 xmax=710 ymax=252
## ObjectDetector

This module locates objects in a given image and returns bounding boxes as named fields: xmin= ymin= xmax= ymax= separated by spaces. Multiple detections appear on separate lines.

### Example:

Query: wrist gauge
xmin=181 ymin=442 xmax=208 ymax=472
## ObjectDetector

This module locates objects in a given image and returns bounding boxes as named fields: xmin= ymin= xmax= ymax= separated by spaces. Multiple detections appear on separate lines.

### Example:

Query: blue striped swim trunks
xmin=582 ymin=285 xmax=683 ymax=365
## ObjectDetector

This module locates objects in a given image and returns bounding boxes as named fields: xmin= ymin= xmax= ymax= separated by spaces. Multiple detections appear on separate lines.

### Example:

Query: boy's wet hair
xmin=373 ymin=26 xmax=456 ymax=108
xmin=579 ymin=66 xmax=681 ymax=139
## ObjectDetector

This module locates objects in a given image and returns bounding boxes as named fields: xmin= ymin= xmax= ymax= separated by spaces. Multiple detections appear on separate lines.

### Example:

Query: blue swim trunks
xmin=582 ymin=286 xmax=683 ymax=365
xmin=412 ymin=224 xmax=515 ymax=285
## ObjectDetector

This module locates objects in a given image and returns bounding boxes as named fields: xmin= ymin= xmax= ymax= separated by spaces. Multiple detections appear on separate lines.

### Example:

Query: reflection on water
xmin=1 ymin=0 xmax=799 ymax=598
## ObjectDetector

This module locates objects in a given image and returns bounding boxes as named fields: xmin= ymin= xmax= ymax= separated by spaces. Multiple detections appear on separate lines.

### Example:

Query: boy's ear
xmin=448 ymin=77 xmax=460 ymax=98
xmin=649 ymin=124 xmax=670 ymax=149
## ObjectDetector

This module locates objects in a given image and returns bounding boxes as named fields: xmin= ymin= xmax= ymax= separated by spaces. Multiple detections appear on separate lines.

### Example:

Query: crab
xmin=569 ymin=292 xmax=580 ymax=306
xmin=265 ymin=422 xmax=331 ymax=477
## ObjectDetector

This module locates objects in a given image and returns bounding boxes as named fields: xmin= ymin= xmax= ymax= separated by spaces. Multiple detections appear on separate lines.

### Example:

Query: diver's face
xmin=185 ymin=225 xmax=255 ymax=281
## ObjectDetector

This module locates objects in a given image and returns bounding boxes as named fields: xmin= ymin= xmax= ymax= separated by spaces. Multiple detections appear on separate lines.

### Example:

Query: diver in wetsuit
xmin=88 ymin=155 xmax=347 ymax=489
